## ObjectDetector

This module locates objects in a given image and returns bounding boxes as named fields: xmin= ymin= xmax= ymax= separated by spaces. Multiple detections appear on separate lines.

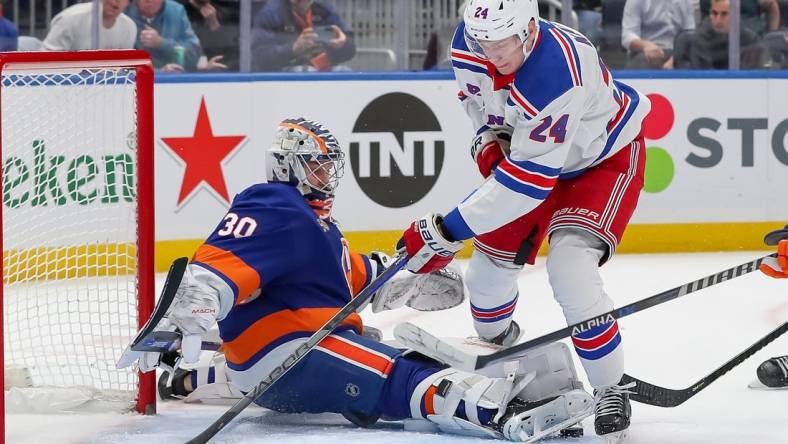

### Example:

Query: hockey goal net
xmin=1 ymin=51 xmax=155 ymax=416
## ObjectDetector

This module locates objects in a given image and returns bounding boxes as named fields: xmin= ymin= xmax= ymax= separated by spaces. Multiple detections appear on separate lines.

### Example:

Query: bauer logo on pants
xmin=348 ymin=92 xmax=445 ymax=208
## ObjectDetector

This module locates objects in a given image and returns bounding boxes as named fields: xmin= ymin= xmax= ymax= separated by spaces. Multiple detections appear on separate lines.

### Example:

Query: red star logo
xmin=161 ymin=97 xmax=246 ymax=205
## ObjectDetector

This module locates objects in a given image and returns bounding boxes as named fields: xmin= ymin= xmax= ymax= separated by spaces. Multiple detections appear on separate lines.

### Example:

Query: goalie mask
xmin=463 ymin=0 xmax=540 ymax=63
xmin=267 ymin=118 xmax=345 ymax=218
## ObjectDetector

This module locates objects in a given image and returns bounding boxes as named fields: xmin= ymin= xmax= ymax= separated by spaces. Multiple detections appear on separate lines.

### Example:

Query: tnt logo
xmin=349 ymin=93 xmax=445 ymax=208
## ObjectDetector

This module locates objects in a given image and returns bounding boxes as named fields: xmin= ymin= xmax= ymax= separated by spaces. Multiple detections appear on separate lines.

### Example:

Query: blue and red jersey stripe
xmin=471 ymin=297 xmax=518 ymax=323
xmin=493 ymin=158 xmax=561 ymax=200
xmin=571 ymin=320 xmax=622 ymax=360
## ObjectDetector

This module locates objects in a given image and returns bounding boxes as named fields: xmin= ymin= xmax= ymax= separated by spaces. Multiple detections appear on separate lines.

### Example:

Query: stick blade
xmin=127 ymin=257 xmax=188 ymax=349
xmin=393 ymin=322 xmax=478 ymax=372
xmin=622 ymin=374 xmax=687 ymax=408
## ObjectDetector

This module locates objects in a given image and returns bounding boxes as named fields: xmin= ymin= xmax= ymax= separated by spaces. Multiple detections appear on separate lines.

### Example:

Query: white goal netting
xmin=2 ymin=64 xmax=148 ymax=412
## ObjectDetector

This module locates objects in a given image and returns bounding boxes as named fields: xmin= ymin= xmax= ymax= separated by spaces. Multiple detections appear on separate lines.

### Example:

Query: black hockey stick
xmin=623 ymin=321 xmax=788 ymax=407
xmin=132 ymin=256 xmax=188 ymax=350
xmin=462 ymin=253 xmax=776 ymax=371
xmin=622 ymin=225 xmax=788 ymax=407
xmin=185 ymin=253 xmax=408 ymax=444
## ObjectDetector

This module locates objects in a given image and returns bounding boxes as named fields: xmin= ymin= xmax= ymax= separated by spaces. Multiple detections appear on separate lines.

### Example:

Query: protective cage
xmin=0 ymin=51 xmax=155 ymax=423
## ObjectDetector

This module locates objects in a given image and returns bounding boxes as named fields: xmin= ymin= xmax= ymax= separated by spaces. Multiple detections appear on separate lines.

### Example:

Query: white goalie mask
xmin=463 ymin=0 xmax=540 ymax=62
xmin=266 ymin=118 xmax=345 ymax=199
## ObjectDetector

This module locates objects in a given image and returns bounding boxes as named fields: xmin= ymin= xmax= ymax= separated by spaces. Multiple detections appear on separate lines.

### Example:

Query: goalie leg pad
xmin=396 ymin=322 xmax=585 ymax=401
xmin=499 ymin=389 xmax=594 ymax=443
xmin=408 ymin=365 xmax=593 ymax=442
xmin=168 ymin=353 xmax=244 ymax=404
xmin=409 ymin=368 xmax=513 ymax=421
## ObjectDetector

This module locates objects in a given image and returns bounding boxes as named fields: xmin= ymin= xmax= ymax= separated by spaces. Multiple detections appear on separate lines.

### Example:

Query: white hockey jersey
xmin=442 ymin=19 xmax=651 ymax=240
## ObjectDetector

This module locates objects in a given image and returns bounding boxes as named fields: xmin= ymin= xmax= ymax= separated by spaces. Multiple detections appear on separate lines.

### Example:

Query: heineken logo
xmin=2 ymin=139 xmax=135 ymax=208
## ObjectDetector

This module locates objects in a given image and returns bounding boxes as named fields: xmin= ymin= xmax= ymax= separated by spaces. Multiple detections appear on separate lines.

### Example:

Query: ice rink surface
xmin=7 ymin=251 xmax=788 ymax=444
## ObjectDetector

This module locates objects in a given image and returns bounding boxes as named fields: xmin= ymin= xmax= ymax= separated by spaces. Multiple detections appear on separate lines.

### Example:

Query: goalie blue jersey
xmin=190 ymin=183 xmax=375 ymax=372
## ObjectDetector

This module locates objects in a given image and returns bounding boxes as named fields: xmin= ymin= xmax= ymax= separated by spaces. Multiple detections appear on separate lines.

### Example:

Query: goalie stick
xmin=621 ymin=321 xmax=788 ymax=407
xmin=117 ymin=257 xmax=223 ymax=370
xmin=185 ymin=253 xmax=408 ymax=444
xmin=397 ymin=253 xmax=776 ymax=372
xmin=118 ymin=257 xmax=222 ymax=374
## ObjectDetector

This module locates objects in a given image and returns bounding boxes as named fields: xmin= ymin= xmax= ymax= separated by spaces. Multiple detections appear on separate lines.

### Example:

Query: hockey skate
xmin=157 ymin=352 xmax=243 ymax=404
xmin=158 ymin=367 xmax=193 ymax=400
xmin=750 ymin=355 xmax=788 ymax=389
xmin=486 ymin=321 xmax=523 ymax=347
xmin=594 ymin=380 xmax=635 ymax=444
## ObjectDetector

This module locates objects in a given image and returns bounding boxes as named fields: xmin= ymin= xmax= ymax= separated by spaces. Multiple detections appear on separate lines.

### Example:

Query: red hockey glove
xmin=397 ymin=213 xmax=464 ymax=274
xmin=760 ymin=240 xmax=788 ymax=279
xmin=471 ymin=130 xmax=510 ymax=178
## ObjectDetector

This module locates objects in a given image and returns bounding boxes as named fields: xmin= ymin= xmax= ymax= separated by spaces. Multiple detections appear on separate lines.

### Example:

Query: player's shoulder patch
xmin=450 ymin=21 xmax=491 ymax=76
xmin=509 ymin=21 xmax=582 ymax=118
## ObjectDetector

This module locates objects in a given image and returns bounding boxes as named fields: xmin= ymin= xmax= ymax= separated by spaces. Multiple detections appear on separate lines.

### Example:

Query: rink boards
xmin=14 ymin=71 xmax=787 ymax=270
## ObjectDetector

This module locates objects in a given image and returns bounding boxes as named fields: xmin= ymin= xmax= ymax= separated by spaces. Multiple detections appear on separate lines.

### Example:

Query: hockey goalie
xmin=118 ymin=118 xmax=594 ymax=442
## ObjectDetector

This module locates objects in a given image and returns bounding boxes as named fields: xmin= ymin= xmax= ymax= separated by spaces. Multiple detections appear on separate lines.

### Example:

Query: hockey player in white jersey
xmin=396 ymin=1 xmax=652 ymax=443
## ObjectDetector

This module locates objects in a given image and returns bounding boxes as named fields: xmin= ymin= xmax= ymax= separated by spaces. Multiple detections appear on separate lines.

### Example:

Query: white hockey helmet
xmin=266 ymin=118 xmax=345 ymax=198
xmin=463 ymin=0 xmax=540 ymax=61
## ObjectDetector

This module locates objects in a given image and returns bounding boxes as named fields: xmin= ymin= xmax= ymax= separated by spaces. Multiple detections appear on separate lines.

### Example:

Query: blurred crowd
xmin=2 ymin=0 xmax=787 ymax=72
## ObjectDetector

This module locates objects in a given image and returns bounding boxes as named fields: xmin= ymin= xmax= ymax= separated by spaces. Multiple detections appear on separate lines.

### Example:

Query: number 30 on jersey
xmin=218 ymin=212 xmax=257 ymax=238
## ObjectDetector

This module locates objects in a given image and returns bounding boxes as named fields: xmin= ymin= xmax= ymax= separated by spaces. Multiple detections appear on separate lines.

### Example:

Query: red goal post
xmin=0 ymin=50 xmax=156 ymax=424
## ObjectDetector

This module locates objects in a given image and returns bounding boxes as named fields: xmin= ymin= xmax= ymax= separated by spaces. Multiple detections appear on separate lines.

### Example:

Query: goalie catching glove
xmin=117 ymin=265 xmax=231 ymax=372
xmin=367 ymin=251 xmax=465 ymax=313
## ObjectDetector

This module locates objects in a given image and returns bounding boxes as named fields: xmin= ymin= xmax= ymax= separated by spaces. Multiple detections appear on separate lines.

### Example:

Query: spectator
xmin=0 ymin=0 xmax=18 ymax=51
xmin=175 ymin=0 xmax=238 ymax=71
xmin=622 ymin=0 xmax=696 ymax=69
xmin=43 ymin=0 xmax=137 ymax=51
xmin=423 ymin=0 xmax=467 ymax=70
xmin=575 ymin=0 xmax=602 ymax=47
xmin=700 ymin=0 xmax=780 ymax=36
xmin=252 ymin=0 xmax=356 ymax=72
xmin=126 ymin=0 xmax=201 ymax=72
xmin=691 ymin=0 xmax=764 ymax=68
xmin=5 ymin=1 xmax=80 ymax=40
